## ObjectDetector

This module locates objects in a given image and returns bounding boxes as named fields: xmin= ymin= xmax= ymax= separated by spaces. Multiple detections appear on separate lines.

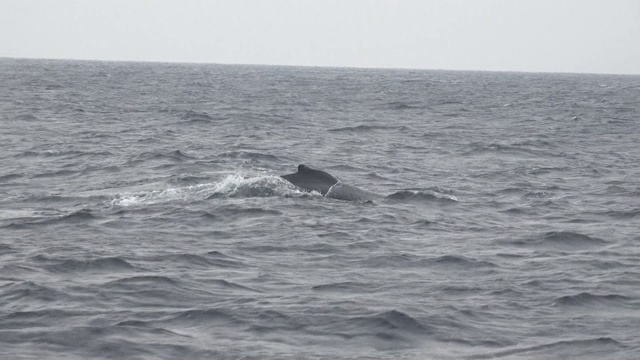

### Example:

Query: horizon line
xmin=2 ymin=55 xmax=639 ymax=77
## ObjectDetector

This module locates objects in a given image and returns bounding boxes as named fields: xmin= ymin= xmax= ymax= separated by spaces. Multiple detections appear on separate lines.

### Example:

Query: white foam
xmin=109 ymin=174 xmax=298 ymax=207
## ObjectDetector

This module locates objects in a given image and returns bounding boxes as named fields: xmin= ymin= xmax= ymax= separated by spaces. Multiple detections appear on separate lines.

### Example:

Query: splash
xmin=109 ymin=174 xmax=300 ymax=207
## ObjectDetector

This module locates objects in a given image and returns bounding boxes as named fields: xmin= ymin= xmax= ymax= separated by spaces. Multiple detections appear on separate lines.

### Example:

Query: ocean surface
xmin=1 ymin=58 xmax=639 ymax=359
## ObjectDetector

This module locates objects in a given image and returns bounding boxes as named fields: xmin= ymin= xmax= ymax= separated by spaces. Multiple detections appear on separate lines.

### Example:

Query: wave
xmin=206 ymin=279 xmax=263 ymax=293
xmin=128 ymin=150 xmax=197 ymax=164
xmin=32 ymin=169 xmax=81 ymax=179
xmin=216 ymin=151 xmax=280 ymax=162
xmin=0 ymin=323 xmax=193 ymax=357
xmin=146 ymin=251 xmax=246 ymax=269
xmin=0 ymin=281 xmax=69 ymax=304
xmin=12 ymin=114 xmax=40 ymax=121
xmin=552 ymin=292 xmax=631 ymax=307
xmin=0 ymin=243 xmax=14 ymax=252
xmin=430 ymin=255 xmax=498 ymax=268
xmin=313 ymin=309 xmax=431 ymax=348
xmin=378 ymin=101 xmax=425 ymax=110
xmin=311 ymin=281 xmax=379 ymax=293
xmin=15 ymin=149 xmax=113 ymax=159
xmin=103 ymin=275 xmax=181 ymax=289
xmin=328 ymin=124 xmax=409 ymax=132
xmin=181 ymin=110 xmax=214 ymax=122
xmin=0 ymin=173 xmax=23 ymax=182
xmin=146 ymin=308 xmax=240 ymax=328
xmin=362 ymin=253 xmax=497 ymax=269
xmin=541 ymin=231 xmax=607 ymax=248
xmin=597 ymin=208 xmax=640 ymax=219
xmin=110 ymin=174 xmax=300 ymax=207
xmin=511 ymin=231 xmax=608 ymax=250
xmin=45 ymin=256 xmax=137 ymax=274
xmin=385 ymin=189 xmax=459 ymax=203
xmin=471 ymin=337 xmax=624 ymax=359
xmin=2 ymin=209 xmax=98 ymax=229
xmin=462 ymin=142 xmax=560 ymax=158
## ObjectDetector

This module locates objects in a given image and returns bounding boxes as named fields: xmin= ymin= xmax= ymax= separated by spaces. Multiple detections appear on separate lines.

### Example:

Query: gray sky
xmin=2 ymin=0 xmax=639 ymax=74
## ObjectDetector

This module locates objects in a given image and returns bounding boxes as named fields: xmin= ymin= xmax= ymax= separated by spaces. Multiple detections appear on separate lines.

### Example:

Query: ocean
xmin=0 ymin=58 xmax=639 ymax=359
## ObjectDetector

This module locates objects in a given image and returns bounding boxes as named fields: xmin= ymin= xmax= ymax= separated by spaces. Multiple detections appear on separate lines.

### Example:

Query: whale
xmin=281 ymin=164 xmax=380 ymax=201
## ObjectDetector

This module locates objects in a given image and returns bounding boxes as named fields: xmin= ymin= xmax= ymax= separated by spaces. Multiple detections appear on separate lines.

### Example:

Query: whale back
xmin=281 ymin=164 xmax=338 ymax=195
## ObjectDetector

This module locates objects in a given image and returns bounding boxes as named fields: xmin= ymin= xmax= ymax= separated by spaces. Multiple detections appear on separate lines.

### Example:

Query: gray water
xmin=1 ymin=58 xmax=639 ymax=359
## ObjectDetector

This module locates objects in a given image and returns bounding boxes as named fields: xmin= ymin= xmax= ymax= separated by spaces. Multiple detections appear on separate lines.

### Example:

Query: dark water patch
xmin=81 ymin=165 xmax=122 ymax=176
xmin=0 ymin=325 xmax=206 ymax=359
xmin=501 ymin=207 xmax=532 ymax=215
xmin=510 ymin=231 xmax=608 ymax=250
xmin=155 ymin=308 xmax=242 ymax=328
xmin=206 ymin=279 xmax=263 ymax=293
xmin=570 ymin=256 xmax=632 ymax=270
xmin=362 ymin=253 xmax=496 ymax=269
xmin=32 ymin=169 xmax=80 ymax=179
xmin=597 ymin=208 xmax=640 ymax=219
xmin=197 ymin=211 xmax=217 ymax=220
xmin=603 ymin=185 xmax=634 ymax=195
xmin=167 ymin=174 xmax=212 ymax=185
xmin=411 ymin=219 xmax=433 ymax=227
xmin=103 ymin=275 xmax=181 ymax=289
xmin=430 ymin=255 xmax=498 ymax=269
xmin=316 ymin=309 xmax=431 ymax=346
xmin=72 ymin=130 xmax=117 ymax=139
xmin=3 ymin=209 xmax=97 ymax=229
xmin=0 ymin=309 xmax=92 ymax=330
xmin=362 ymin=253 xmax=415 ymax=267
xmin=384 ymin=101 xmax=424 ymax=110
xmin=146 ymin=251 xmax=246 ymax=269
xmin=462 ymin=142 xmax=556 ymax=158
xmin=217 ymin=151 xmax=279 ymax=162
xmin=44 ymin=256 xmax=137 ymax=274
xmin=355 ymin=217 xmax=375 ymax=224
xmin=0 ymin=281 xmax=68 ymax=304
xmin=316 ymin=231 xmax=352 ymax=240
xmin=328 ymin=124 xmax=408 ymax=132
xmin=552 ymin=292 xmax=631 ymax=307
xmin=0 ymin=243 xmax=15 ymax=253
xmin=325 ymin=164 xmax=366 ymax=172
xmin=470 ymin=337 xmax=624 ymax=359
xmin=24 ymin=194 xmax=107 ymax=204
xmin=181 ymin=110 xmax=214 ymax=122
xmin=55 ymin=208 xmax=97 ymax=223
xmin=16 ymin=149 xmax=113 ymax=159
xmin=238 ymin=241 xmax=338 ymax=255
xmin=365 ymin=171 xmax=391 ymax=181
xmin=252 ymin=309 xmax=295 ymax=329
xmin=565 ymin=217 xmax=599 ymax=224
xmin=0 ymin=264 xmax=41 ymax=278
xmin=497 ymin=186 xmax=525 ymax=195
xmin=439 ymin=285 xmax=483 ymax=295
xmin=13 ymin=114 xmax=40 ymax=121
xmin=0 ymin=173 xmax=23 ymax=182
xmin=129 ymin=150 xmax=196 ymax=164
xmin=312 ymin=282 xmax=379 ymax=293
xmin=540 ymin=231 xmax=607 ymax=248
xmin=215 ymin=206 xmax=283 ymax=218
xmin=523 ymin=190 xmax=555 ymax=199
xmin=528 ymin=166 xmax=568 ymax=175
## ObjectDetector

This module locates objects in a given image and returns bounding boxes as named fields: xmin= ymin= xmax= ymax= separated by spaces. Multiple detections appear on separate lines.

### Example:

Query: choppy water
xmin=1 ymin=58 xmax=639 ymax=359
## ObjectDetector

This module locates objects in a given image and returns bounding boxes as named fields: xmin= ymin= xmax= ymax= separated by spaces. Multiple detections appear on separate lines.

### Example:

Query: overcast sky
xmin=2 ymin=0 xmax=639 ymax=74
